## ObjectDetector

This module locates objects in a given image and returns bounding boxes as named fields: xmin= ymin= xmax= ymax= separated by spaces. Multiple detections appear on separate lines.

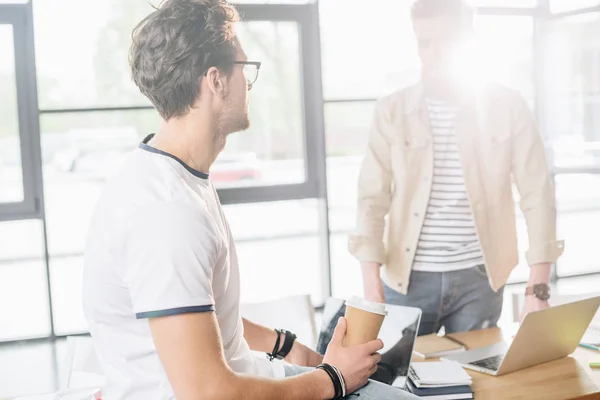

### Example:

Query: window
xmin=542 ymin=12 xmax=600 ymax=170
xmin=556 ymin=174 xmax=600 ymax=277
xmin=33 ymin=0 xmax=153 ymax=109
xmin=319 ymin=0 xmax=420 ymax=101
xmin=1 ymin=4 xmax=42 ymax=220
xmin=223 ymin=200 xmax=325 ymax=305
xmin=473 ymin=15 xmax=534 ymax=106
xmin=0 ymin=24 xmax=23 ymax=204
xmin=220 ymin=21 xmax=306 ymax=188
xmin=0 ymin=220 xmax=50 ymax=341
xmin=550 ymin=0 xmax=600 ymax=14
xmin=324 ymin=101 xmax=375 ymax=160
xmin=319 ymin=3 xmax=534 ymax=102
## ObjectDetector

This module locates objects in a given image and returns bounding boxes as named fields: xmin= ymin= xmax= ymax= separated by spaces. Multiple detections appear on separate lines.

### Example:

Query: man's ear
xmin=206 ymin=67 xmax=225 ymax=97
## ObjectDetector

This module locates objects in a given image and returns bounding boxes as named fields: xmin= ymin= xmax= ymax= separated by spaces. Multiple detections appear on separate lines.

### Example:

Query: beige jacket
xmin=348 ymin=83 xmax=564 ymax=295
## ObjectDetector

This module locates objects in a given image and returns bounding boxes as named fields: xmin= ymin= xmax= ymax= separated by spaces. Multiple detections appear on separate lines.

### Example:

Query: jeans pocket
xmin=473 ymin=264 xmax=488 ymax=279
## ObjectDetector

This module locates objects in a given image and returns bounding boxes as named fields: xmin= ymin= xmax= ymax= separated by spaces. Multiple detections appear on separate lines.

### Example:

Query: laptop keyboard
xmin=470 ymin=354 xmax=505 ymax=371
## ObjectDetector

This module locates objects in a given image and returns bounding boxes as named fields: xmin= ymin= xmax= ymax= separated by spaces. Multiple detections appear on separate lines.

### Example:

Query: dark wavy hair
xmin=130 ymin=0 xmax=239 ymax=120
xmin=411 ymin=0 xmax=474 ymax=28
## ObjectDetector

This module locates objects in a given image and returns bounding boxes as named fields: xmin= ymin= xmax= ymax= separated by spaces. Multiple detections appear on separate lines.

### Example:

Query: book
xmin=408 ymin=361 xmax=472 ymax=389
xmin=413 ymin=334 xmax=466 ymax=359
xmin=405 ymin=378 xmax=474 ymax=399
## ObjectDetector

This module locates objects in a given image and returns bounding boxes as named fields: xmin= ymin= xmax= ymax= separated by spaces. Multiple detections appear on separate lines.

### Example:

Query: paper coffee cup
xmin=343 ymin=296 xmax=387 ymax=346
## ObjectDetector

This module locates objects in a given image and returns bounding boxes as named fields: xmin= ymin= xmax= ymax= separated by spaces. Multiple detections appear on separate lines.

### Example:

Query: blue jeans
xmin=284 ymin=365 xmax=418 ymax=399
xmin=384 ymin=266 xmax=504 ymax=336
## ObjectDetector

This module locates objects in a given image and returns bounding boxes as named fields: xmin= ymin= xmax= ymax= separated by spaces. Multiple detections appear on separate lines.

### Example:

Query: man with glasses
xmin=351 ymin=0 xmax=563 ymax=336
xmin=82 ymin=0 xmax=416 ymax=399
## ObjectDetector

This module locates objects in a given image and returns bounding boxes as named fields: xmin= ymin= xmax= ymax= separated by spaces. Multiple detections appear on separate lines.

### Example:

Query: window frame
xmin=0 ymin=3 xmax=44 ymax=222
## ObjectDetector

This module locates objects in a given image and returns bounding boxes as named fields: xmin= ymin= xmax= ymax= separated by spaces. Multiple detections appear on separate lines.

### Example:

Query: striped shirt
xmin=412 ymin=100 xmax=484 ymax=272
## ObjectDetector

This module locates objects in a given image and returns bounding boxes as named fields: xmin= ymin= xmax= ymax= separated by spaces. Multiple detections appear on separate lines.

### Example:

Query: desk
xmin=414 ymin=328 xmax=600 ymax=400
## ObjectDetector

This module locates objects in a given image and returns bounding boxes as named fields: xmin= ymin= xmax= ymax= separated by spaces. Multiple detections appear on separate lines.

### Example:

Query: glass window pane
xmin=320 ymin=2 xmax=534 ymax=102
xmin=51 ymin=256 xmax=87 ymax=334
xmin=556 ymin=174 xmax=600 ymax=277
xmin=325 ymin=102 xmax=375 ymax=159
xmin=32 ymin=0 xmax=154 ymax=109
xmin=223 ymin=200 xmax=324 ymax=305
xmin=0 ymin=24 xmax=24 ymax=203
xmin=324 ymin=101 xmax=375 ymax=276
xmin=320 ymin=0 xmax=420 ymax=100
xmin=550 ymin=0 xmax=600 ymax=13
xmin=473 ymin=15 xmax=535 ymax=106
xmin=228 ymin=21 xmax=306 ymax=188
xmin=543 ymin=12 xmax=600 ymax=170
xmin=0 ymin=220 xmax=50 ymax=341
xmin=330 ymin=232 xmax=362 ymax=299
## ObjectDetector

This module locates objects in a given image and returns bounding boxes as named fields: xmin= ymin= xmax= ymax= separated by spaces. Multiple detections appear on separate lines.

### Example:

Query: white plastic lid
xmin=345 ymin=296 xmax=387 ymax=316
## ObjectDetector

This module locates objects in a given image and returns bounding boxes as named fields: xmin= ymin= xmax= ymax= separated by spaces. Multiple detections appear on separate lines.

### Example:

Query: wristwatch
xmin=525 ymin=283 xmax=551 ymax=300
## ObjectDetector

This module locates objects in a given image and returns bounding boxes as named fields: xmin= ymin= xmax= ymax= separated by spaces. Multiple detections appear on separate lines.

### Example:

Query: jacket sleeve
xmin=510 ymin=92 xmax=565 ymax=265
xmin=348 ymin=98 xmax=394 ymax=265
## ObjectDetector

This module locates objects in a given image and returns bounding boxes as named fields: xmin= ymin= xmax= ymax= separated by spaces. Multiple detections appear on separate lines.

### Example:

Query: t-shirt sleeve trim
xmin=135 ymin=305 xmax=215 ymax=319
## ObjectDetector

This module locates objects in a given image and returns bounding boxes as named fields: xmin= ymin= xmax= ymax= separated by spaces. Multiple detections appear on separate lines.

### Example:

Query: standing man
xmin=82 ymin=0 xmax=416 ymax=399
xmin=350 ymin=0 xmax=564 ymax=336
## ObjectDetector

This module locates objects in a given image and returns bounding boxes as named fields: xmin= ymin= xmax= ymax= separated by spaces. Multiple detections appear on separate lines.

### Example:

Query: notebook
xmin=408 ymin=361 xmax=472 ymax=388
xmin=413 ymin=334 xmax=466 ymax=359
xmin=405 ymin=378 xmax=474 ymax=399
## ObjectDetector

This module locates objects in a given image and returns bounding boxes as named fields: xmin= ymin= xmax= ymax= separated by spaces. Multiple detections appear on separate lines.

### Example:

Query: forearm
xmin=361 ymin=262 xmax=381 ymax=285
xmin=220 ymin=369 xmax=333 ymax=400
xmin=242 ymin=318 xmax=278 ymax=353
xmin=527 ymin=263 xmax=551 ymax=285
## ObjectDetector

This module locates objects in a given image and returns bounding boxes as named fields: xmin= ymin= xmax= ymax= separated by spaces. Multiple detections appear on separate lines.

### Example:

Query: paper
xmin=582 ymin=324 xmax=600 ymax=345
xmin=14 ymin=388 xmax=101 ymax=400
xmin=409 ymin=361 xmax=472 ymax=387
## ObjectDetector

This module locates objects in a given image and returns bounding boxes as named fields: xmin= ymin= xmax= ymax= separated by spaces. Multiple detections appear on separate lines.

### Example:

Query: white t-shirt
xmin=82 ymin=135 xmax=282 ymax=400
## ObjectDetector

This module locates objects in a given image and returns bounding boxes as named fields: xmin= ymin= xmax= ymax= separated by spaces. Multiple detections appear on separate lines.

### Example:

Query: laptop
xmin=442 ymin=296 xmax=600 ymax=376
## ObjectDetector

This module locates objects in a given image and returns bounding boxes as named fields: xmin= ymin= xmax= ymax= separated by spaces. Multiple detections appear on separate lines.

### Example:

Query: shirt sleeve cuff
xmin=526 ymin=240 xmax=565 ymax=266
xmin=135 ymin=305 xmax=215 ymax=319
xmin=348 ymin=236 xmax=386 ymax=265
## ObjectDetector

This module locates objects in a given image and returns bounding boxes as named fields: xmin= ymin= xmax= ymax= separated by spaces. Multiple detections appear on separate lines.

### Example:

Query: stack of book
xmin=405 ymin=361 xmax=474 ymax=399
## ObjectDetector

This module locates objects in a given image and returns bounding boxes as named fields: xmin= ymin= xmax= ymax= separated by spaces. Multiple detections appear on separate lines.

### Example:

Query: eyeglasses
xmin=234 ymin=61 xmax=261 ymax=86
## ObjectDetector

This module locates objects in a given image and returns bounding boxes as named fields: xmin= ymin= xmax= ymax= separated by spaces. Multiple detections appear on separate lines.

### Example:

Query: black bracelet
xmin=330 ymin=364 xmax=346 ymax=398
xmin=267 ymin=329 xmax=297 ymax=361
xmin=316 ymin=363 xmax=343 ymax=400
xmin=277 ymin=329 xmax=297 ymax=359
xmin=266 ymin=329 xmax=282 ymax=361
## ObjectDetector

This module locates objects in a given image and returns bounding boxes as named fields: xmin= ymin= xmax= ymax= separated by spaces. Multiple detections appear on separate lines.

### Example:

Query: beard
xmin=217 ymin=91 xmax=250 ymax=137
